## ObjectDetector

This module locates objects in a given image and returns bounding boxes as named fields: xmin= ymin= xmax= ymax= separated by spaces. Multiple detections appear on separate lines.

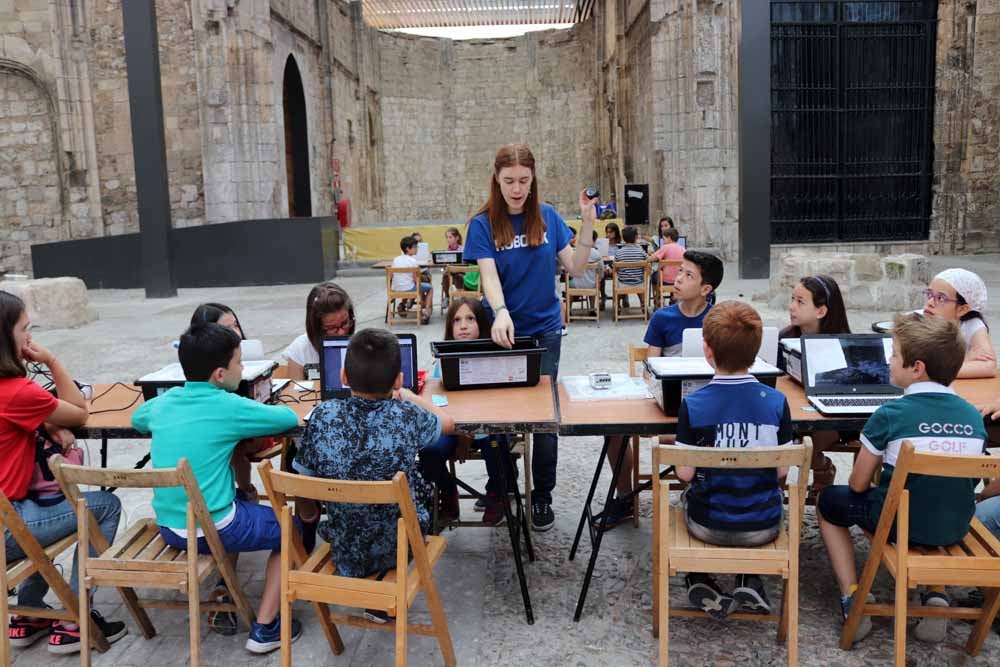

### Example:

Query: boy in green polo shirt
xmin=817 ymin=313 xmax=987 ymax=645
xmin=132 ymin=322 xmax=302 ymax=655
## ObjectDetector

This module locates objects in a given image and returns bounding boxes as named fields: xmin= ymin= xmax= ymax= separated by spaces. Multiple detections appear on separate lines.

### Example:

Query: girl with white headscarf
xmin=924 ymin=268 xmax=996 ymax=379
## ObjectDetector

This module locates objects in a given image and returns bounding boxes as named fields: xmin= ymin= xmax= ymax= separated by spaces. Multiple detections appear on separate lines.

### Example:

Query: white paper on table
xmin=561 ymin=374 xmax=652 ymax=402
xmin=458 ymin=355 xmax=527 ymax=385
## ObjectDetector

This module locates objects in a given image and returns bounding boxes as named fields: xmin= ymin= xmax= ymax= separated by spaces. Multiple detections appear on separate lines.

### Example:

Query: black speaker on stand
xmin=624 ymin=184 xmax=649 ymax=227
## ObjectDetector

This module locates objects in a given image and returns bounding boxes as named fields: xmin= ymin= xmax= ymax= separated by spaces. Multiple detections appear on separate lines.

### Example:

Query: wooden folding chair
xmin=651 ymin=259 xmax=683 ymax=310
xmin=258 ymin=461 xmax=455 ymax=667
xmin=444 ymin=265 xmax=482 ymax=311
xmin=385 ymin=267 xmax=426 ymax=327
xmin=563 ymin=262 xmax=602 ymax=324
xmin=841 ymin=441 xmax=1000 ymax=665
xmin=612 ymin=260 xmax=650 ymax=322
xmin=652 ymin=440 xmax=813 ymax=666
xmin=50 ymin=456 xmax=254 ymax=667
xmin=0 ymin=492 xmax=111 ymax=662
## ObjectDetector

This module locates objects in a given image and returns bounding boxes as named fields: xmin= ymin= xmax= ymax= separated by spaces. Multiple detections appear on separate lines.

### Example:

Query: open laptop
xmin=800 ymin=334 xmax=902 ymax=415
xmin=318 ymin=333 xmax=418 ymax=401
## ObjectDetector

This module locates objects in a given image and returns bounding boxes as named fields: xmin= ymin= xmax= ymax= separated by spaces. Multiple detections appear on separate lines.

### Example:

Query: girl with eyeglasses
xmin=283 ymin=282 xmax=357 ymax=381
xmin=923 ymin=269 xmax=996 ymax=379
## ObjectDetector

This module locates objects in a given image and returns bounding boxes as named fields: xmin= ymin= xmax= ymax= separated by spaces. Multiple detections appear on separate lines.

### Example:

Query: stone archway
xmin=0 ymin=69 xmax=62 ymax=276
xmin=282 ymin=55 xmax=312 ymax=217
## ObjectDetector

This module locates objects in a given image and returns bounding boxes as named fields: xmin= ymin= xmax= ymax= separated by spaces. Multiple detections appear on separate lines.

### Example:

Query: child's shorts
xmin=159 ymin=492 xmax=301 ymax=554
xmin=816 ymin=485 xmax=879 ymax=533
xmin=403 ymin=282 xmax=432 ymax=295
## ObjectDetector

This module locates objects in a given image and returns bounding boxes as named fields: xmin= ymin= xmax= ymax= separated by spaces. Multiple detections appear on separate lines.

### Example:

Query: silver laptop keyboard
xmin=820 ymin=397 xmax=894 ymax=407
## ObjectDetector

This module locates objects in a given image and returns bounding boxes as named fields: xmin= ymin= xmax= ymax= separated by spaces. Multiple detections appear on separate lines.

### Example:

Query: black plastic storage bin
xmin=430 ymin=337 xmax=547 ymax=390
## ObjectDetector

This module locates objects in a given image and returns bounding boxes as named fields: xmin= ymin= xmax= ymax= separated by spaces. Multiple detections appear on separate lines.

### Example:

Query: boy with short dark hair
xmin=675 ymin=301 xmax=793 ymax=619
xmin=602 ymin=251 xmax=726 ymax=528
xmin=817 ymin=313 xmax=987 ymax=644
xmin=132 ymin=322 xmax=303 ymax=654
xmin=391 ymin=236 xmax=433 ymax=324
xmin=612 ymin=225 xmax=648 ymax=286
xmin=644 ymin=250 xmax=724 ymax=356
xmin=293 ymin=328 xmax=456 ymax=623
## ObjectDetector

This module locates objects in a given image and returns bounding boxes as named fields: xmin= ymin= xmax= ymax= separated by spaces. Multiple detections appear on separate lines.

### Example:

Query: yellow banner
xmin=341 ymin=219 xmax=625 ymax=261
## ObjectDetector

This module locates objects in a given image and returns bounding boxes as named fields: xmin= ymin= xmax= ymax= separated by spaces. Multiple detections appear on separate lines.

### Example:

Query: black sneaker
xmin=208 ymin=585 xmax=239 ymax=636
xmin=685 ymin=573 xmax=735 ymax=621
xmin=48 ymin=610 xmax=127 ymax=654
xmin=733 ymin=574 xmax=771 ymax=613
xmin=532 ymin=502 xmax=555 ymax=532
xmin=598 ymin=498 xmax=633 ymax=533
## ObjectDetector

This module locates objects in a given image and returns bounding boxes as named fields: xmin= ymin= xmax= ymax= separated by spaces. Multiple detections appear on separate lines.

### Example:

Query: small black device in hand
xmin=584 ymin=185 xmax=600 ymax=200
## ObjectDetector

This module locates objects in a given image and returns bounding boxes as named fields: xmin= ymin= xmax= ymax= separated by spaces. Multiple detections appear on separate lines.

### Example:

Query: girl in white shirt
xmin=283 ymin=282 xmax=356 ymax=380
xmin=924 ymin=268 xmax=996 ymax=378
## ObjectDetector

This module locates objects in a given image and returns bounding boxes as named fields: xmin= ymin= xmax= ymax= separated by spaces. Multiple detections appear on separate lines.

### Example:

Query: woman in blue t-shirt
xmin=462 ymin=143 xmax=597 ymax=531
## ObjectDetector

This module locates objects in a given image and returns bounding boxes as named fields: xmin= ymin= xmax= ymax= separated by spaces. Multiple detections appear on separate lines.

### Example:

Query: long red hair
xmin=469 ymin=144 xmax=545 ymax=249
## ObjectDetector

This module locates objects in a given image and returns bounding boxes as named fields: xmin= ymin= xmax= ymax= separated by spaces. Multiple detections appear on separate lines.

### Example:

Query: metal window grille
xmin=769 ymin=1 xmax=937 ymax=243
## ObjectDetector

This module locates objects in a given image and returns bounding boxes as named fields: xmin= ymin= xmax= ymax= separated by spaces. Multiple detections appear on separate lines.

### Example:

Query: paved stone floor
xmin=9 ymin=256 xmax=1000 ymax=665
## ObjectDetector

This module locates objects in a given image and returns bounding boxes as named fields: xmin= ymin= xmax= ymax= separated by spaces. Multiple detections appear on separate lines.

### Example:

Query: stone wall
xmin=769 ymin=248 xmax=929 ymax=312
xmin=647 ymin=0 xmax=740 ymax=257
xmin=370 ymin=24 xmax=600 ymax=225
xmin=932 ymin=0 xmax=1000 ymax=254
xmin=0 ymin=70 xmax=62 ymax=275
xmin=622 ymin=3 xmax=654 ymax=214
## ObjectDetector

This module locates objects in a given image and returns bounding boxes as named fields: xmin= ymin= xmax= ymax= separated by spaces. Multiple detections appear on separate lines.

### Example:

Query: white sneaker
xmin=914 ymin=591 xmax=949 ymax=643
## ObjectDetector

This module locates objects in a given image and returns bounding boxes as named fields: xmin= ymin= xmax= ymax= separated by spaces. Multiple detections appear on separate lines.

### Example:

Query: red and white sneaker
xmin=8 ymin=615 xmax=52 ymax=647
xmin=48 ymin=610 xmax=127 ymax=654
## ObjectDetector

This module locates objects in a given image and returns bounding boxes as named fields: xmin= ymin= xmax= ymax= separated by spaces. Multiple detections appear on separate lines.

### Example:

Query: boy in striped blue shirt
xmin=675 ymin=301 xmax=793 ymax=619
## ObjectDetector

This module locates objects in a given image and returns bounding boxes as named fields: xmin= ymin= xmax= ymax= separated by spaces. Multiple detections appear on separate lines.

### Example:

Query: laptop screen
xmin=801 ymin=335 xmax=894 ymax=391
xmin=320 ymin=334 xmax=418 ymax=400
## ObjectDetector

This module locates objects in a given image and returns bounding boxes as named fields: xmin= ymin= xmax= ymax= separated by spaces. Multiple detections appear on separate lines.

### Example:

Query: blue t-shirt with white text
xmin=463 ymin=203 xmax=573 ymax=337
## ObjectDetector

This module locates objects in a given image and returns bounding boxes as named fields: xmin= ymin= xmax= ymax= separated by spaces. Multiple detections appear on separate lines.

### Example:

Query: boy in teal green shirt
xmin=132 ymin=322 xmax=302 ymax=654
xmin=817 ymin=314 xmax=987 ymax=646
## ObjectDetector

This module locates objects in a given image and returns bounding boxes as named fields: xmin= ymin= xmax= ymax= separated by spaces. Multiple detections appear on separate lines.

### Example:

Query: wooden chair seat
xmin=563 ymin=262 xmax=602 ymax=324
xmin=666 ymin=506 xmax=790 ymax=578
xmin=293 ymin=537 xmax=447 ymax=615
xmin=87 ymin=519 xmax=217 ymax=589
xmin=864 ymin=519 xmax=1000 ymax=588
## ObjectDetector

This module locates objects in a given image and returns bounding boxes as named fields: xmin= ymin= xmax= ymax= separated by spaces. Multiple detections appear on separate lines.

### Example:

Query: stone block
xmin=852 ymin=253 xmax=883 ymax=282
xmin=881 ymin=253 xmax=929 ymax=283
xmin=0 ymin=277 xmax=97 ymax=329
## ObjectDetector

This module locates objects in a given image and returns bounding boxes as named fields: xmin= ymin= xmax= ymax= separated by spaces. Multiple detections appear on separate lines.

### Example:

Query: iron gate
xmin=769 ymin=0 xmax=937 ymax=243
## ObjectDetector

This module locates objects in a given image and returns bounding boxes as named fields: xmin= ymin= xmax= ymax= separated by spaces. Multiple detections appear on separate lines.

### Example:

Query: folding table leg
xmin=569 ymin=436 xmax=610 ymax=561
xmin=573 ymin=437 xmax=629 ymax=621
xmin=496 ymin=441 xmax=534 ymax=625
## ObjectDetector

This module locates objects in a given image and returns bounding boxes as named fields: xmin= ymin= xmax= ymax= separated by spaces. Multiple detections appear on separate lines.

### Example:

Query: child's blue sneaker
xmin=245 ymin=615 xmax=302 ymax=654
xmin=840 ymin=590 xmax=875 ymax=644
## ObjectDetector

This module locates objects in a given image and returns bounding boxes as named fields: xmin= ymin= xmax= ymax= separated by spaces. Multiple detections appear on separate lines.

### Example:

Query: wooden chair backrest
xmin=384 ymin=266 xmax=422 ymax=298
xmin=628 ymin=344 xmax=649 ymax=378
xmin=564 ymin=262 xmax=603 ymax=293
xmin=261 ymin=462 xmax=428 ymax=563
xmin=874 ymin=441 xmax=998 ymax=533
xmin=653 ymin=444 xmax=811 ymax=475
xmin=445 ymin=265 xmax=482 ymax=298
xmin=51 ymin=456 xmax=226 ymax=565
xmin=612 ymin=260 xmax=651 ymax=288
